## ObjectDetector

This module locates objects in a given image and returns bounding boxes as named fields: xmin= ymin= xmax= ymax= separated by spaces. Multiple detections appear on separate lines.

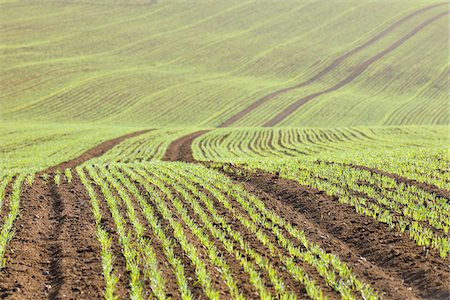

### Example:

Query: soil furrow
xmin=263 ymin=10 xmax=449 ymax=126
xmin=218 ymin=3 xmax=447 ymax=127
xmin=0 ymin=129 xmax=154 ymax=299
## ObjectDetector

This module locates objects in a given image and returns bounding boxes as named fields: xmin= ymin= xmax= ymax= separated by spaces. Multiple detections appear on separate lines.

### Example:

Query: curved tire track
xmin=162 ymin=130 xmax=210 ymax=162
xmin=218 ymin=3 xmax=447 ymax=128
xmin=264 ymin=10 xmax=449 ymax=127
xmin=350 ymin=164 xmax=450 ymax=200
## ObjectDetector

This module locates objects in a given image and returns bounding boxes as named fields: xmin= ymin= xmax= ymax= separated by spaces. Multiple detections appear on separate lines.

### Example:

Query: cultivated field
xmin=0 ymin=0 xmax=449 ymax=299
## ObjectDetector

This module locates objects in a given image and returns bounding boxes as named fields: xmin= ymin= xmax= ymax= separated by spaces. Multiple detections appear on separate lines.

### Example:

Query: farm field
xmin=0 ymin=0 xmax=449 ymax=299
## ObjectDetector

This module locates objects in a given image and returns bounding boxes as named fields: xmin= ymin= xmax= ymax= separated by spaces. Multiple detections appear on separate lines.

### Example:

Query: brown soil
xmin=350 ymin=164 xmax=450 ymax=200
xmin=0 ymin=175 xmax=104 ymax=299
xmin=218 ymin=3 xmax=448 ymax=127
xmin=43 ymin=129 xmax=151 ymax=174
xmin=263 ymin=10 xmax=450 ymax=126
xmin=211 ymin=164 xmax=450 ymax=299
xmin=162 ymin=130 xmax=210 ymax=162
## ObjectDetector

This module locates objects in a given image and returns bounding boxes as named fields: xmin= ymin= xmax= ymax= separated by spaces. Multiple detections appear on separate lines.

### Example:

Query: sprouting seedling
xmin=26 ymin=173 xmax=35 ymax=186
xmin=42 ymin=173 xmax=49 ymax=181
xmin=54 ymin=172 xmax=61 ymax=187
xmin=65 ymin=168 xmax=73 ymax=183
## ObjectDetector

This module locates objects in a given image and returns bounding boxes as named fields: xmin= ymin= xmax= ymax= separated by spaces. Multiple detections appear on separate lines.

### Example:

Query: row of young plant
xmin=79 ymin=165 xmax=170 ymax=300
xmin=191 ymin=126 xmax=447 ymax=163
xmin=321 ymin=147 xmax=449 ymax=191
xmin=77 ymin=162 xmax=380 ymax=299
xmin=155 ymin=163 xmax=378 ymax=300
xmin=193 ymin=128 xmax=371 ymax=160
xmin=129 ymin=162 xmax=378 ymax=299
xmin=79 ymin=163 xmax=235 ymax=299
xmin=240 ymin=159 xmax=450 ymax=258
xmin=0 ymin=172 xmax=32 ymax=268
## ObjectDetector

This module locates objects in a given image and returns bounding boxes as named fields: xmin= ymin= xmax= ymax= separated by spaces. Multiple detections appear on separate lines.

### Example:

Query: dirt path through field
xmin=162 ymin=130 xmax=210 ymax=162
xmin=43 ymin=129 xmax=151 ymax=174
xmin=263 ymin=10 xmax=449 ymax=126
xmin=162 ymin=131 xmax=450 ymax=299
xmin=218 ymin=3 xmax=447 ymax=127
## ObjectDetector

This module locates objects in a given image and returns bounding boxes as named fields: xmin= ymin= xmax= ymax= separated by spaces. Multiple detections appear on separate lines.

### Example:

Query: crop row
xmin=192 ymin=127 xmax=448 ymax=190
xmin=2 ymin=1 xmax=447 ymax=127
xmin=0 ymin=173 xmax=31 ymax=268
xmin=192 ymin=126 xmax=446 ymax=160
xmin=77 ymin=162 xmax=378 ymax=299
xmin=238 ymin=159 xmax=450 ymax=258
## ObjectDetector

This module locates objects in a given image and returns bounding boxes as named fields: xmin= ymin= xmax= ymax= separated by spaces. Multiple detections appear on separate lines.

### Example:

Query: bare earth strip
xmin=263 ymin=10 xmax=450 ymax=127
xmin=218 ymin=3 xmax=448 ymax=127
xmin=44 ymin=129 xmax=152 ymax=174
xmin=0 ymin=176 xmax=105 ymax=299
xmin=162 ymin=130 xmax=210 ymax=162
xmin=161 ymin=132 xmax=450 ymax=299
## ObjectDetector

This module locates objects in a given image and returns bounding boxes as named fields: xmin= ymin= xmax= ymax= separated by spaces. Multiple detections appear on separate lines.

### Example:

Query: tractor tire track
xmin=218 ymin=3 xmax=447 ymax=128
xmin=263 ymin=10 xmax=449 ymax=126
xmin=0 ymin=176 xmax=104 ymax=299
xmin=162 ymin=130 xmax=210 ymax=163
xmin=349 ymin=164 xmax=450 ymax=200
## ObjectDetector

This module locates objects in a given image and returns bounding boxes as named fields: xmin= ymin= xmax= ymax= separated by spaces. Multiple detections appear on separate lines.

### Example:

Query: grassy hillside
xmin=1 ymin=0 xmax=447 ymax=127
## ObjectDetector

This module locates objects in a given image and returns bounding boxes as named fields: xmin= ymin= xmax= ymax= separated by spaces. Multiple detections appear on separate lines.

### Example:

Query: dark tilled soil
xmin=162 ymin=130 xmax=210 ymax=162
xmin=211 ymin=164 xmax=450 ymax=299
xmin=218 ymin=3 xmax=448 ymax=127
xmin=43 ymin=129 xmax=151 ymax=174
xmin=0 ymin=176 xmax=104 ymax=299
